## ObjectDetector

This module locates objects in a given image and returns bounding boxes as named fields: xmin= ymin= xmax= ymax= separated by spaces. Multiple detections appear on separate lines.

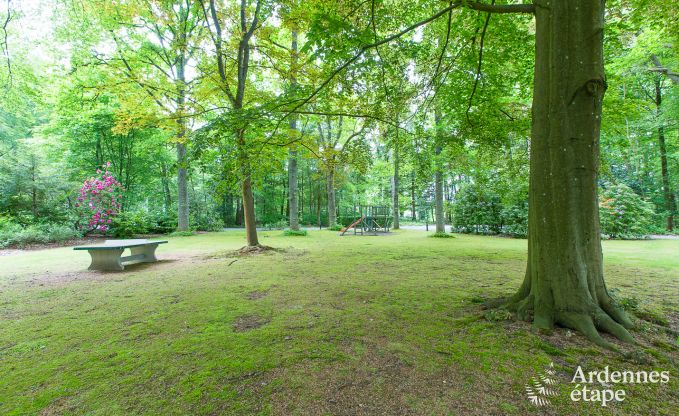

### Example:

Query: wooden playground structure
xmin=339 ymin=206 xmax=392 ymax=236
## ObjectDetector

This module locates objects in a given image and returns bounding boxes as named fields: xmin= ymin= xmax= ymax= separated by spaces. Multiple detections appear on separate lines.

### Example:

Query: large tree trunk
xmin=327 ymin=169 xmax=337 ymax=227
xmin=508 ymin=0 xmax=633 ymax=348
xmin=392 ymin=134 xmax=400 ymax=229
xmin=655 ymin=80 xmax=675 ymax=232
xmin=287 ymin=31 xmax=300 ymax=230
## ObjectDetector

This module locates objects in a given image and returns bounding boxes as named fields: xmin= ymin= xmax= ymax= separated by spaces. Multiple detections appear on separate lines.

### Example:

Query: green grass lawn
xmin=1 ymin=231 xmax=677 ymax=415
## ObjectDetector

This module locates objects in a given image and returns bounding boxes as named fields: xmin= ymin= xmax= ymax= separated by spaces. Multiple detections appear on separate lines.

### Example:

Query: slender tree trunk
xmin=317 ymin=182 xmax=322 ymax=228
xmin=327 ymin=169 xmax=337 ymax=226
xmin=655 ymin=80 xmax=675 ymax=232
xmin=508 ymin=0 xmax=633 ymax=347
xmin=411 ymin=172 xmax=416 ymax=220
xmin=235 ymin=197 xmax=243 ymax=226
xmin=392 ymin=135 xmax=400 ymax=229
xmin=30 ymin=154 xmax=37 ymax=218
xmin=658 ymin=126 xmax=675 ymax=231
xmin=299 ymin=166 xmax=305 ymax=224
xmin=434 ymin=110 xmax=445 ymax=233
xmin=224 ymin=193 xmax=233 ymax=225
xmin=238 ymin=129 xmax=259 ymax=246
xmin=176 ymin=53 xmax=190 ymax=231
xmin=434 ymin=148 xmax=444 ymax=233
xmin=160 ymin=161 xmax=172 ymax=213
xmin=176 ymin=143 xmax=189 ymax=230
xmin=287 ymin=31 xmax=300 ymax=231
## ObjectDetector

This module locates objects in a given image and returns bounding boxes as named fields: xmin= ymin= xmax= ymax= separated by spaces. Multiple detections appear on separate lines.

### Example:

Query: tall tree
xmin=434 ymin=108 xmax=445 ymax=233
xmin=287 ymin=30 xmax=300 ymax=230
xmin=80 ymin=0 xmax=204 ymax=231
xmin=302 ymin=0 xmax=634 ymax=345
xmin=504 ymin=0 xmax=634 ymax=347
xmin=312 ymin=116 xmax=367 ymax=227
xmin=652 ymin=76 xmax=676 ymax=231
xmin=202 ymin=0 xmax=273 ymax=247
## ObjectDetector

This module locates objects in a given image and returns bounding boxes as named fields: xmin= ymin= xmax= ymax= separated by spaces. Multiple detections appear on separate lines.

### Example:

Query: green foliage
xmin=483 ymin=309 xmax=513 ymax=322
xmin=599 ymin=183 xmax=657 ymax=239
xmin=190 ymin=212 xmax=224 ymax=232
xmin=452 ymin=186 xmax=503 ymax=235
xmin=0 ymin=219 xmax=81 ymax=248
xmin=500 ymin=202 xmax=528 ymax=238
xmin=111 ymin=210 xmax=182 ymax=237
xmin=283 ymin=229 xmax=308 ymax=236
xmin=110 ymin=211 xmax=150 ymax=238
xmin=169 ymin=231 xmax=195 ymax=237
xmin=327 ymin=225 xmax=343 ymax=231
xmin=429 ymin=232 xmax=454 ymax=238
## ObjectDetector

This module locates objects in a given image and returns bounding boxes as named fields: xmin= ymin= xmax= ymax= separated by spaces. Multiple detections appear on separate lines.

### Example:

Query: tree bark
xmin=508 ymin=0 xmax=634 ymax=348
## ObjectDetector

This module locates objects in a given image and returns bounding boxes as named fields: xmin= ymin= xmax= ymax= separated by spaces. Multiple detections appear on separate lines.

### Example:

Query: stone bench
xmin=73 ymin=239 xmax=168 ymax=271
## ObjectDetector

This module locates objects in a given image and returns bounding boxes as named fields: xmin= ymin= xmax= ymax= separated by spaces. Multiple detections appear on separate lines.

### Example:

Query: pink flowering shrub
xmin=75 ymin=163 xmax=124 ymax=233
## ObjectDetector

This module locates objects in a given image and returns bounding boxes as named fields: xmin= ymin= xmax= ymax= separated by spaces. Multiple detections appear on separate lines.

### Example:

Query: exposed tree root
xmin=238 ymin=244 xmax=275 ymax=255
xmin=506 ymin=294 xmax=636 ymax=350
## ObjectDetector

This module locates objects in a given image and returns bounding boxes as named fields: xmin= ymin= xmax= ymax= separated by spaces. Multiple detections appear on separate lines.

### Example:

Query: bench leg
xmin=130 ymin=244 xmax=159 ymax=262
xmin=87 ymin=249 xmax=124 ymax=271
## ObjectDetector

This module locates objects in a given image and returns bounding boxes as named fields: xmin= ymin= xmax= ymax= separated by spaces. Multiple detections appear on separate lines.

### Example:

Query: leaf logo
xmin=525 ymin=362 xmax=559 ymax=406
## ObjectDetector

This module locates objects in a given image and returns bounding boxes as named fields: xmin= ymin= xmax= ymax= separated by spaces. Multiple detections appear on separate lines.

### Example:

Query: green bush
xmin=327 ymin=225 xmax=343 ymax=231
xmin=148 ymin=211 xmax=177 ymax=234
xmin=429 ymin=232 xmax=454 ymax=238
xmin=110 ymin=211 xmax=151 ymax=238
xmin=599 ymin=183 xmax=655 ymax=239
xmin=191 ymin=212 xmax=224 ymax=232
xmin=40 ymin=224 xmax=82 ymax=242
xmin=501 ymin=202 xmax=528 ymax=238
xmin=111 ymin=210 xmax=194 ymax=236
xmin=452 ymin=186 xmax=503 ymax=234
xmin=283 ymin=229 xmax=308 ymax=236
xmin=169 ymin=230 xmax=195 ymax=237
xmin=0 ymin=219 xmax=81 ymax=248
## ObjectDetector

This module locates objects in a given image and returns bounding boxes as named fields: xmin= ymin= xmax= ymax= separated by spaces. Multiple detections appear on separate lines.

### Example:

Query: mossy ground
xmin=1 ymin=231 xmax=677 ymax=415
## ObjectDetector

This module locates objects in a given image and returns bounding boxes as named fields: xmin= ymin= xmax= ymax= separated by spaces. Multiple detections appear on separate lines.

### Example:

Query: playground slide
xmin=340 ymin=216 xmax=366 ymax=236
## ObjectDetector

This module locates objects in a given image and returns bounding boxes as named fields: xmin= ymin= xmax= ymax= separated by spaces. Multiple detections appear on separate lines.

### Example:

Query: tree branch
xmin=274 ymin=1 xmax=533 ymax=131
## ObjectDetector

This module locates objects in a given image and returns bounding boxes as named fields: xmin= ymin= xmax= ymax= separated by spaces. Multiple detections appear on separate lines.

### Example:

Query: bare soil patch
xmin=233 ymin=314 xmax=270 ymax=332
xmin=245 ymin=290 xmax=269 ymax=300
